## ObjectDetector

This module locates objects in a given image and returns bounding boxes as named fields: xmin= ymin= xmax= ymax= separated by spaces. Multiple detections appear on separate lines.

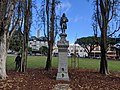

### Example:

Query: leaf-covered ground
xmin=0 ymin=69 xmax=120 ymax=90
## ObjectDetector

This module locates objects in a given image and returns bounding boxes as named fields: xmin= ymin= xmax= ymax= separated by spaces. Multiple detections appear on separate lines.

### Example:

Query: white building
xmin=68 ymin=43 xmax=88 ymax=57
xmin=52 ymin=43 xmax=88 ymax=57
xmin=28 ymin=36 xmax=48 ymax=51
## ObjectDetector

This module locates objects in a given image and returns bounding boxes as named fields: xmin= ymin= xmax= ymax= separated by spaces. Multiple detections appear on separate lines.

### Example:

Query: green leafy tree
xmin=75 ymin=36 xmax=100 ymax=57
xmin=28 ymin=47 xmax=32 ymax=54
xmin=9 ymin=30 xmax=23 ymax=52
xmin=39 ymin=46 xmax=48 ymax=55
xmin=75 ymin=36 xmax=116 ymax=57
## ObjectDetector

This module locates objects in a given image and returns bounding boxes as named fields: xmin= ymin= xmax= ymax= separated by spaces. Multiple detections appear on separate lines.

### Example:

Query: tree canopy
xmin=75 ymin=36 xmax=117 ymax=57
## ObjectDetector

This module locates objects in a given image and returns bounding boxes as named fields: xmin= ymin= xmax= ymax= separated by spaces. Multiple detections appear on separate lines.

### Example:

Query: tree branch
xmin=108 ymin=26 xmax=120 ymax=37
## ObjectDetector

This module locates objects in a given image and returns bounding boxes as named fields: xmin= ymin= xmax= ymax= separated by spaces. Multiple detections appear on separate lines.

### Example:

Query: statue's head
xmin=62 ymin=13 xmax=66 ymax=17
xmin=18 ymin=53 xmax=20 ymax=56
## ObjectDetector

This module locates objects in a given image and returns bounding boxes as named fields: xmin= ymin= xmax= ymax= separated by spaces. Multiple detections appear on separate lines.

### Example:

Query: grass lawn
xmin=6 ymin=56 xmax=120 ymax=71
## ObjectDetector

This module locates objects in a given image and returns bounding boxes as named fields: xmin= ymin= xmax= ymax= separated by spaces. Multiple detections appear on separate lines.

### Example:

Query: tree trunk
xmin=21 ymin=29 xmax=28 ymax=72
xmin=88 ymin=52 xmax=90 ymax=58
xmin=45 ymin=42 xmax=52 ymax=70
xmin=21 ymin=39 xmax=25 ymax=72
xmin=21 ymin=31 xmax=27 ymax=72
xmin=99 ymin=29 xmax=109 ymax=75
xmin=45 ymin=0 xmax=51 ymax=70
xmin=0 ymin=32 xmax=7 ymax=79
xmin=45 ymin=0 xmax=55 ymax=70
xmin=20 ymin=0 xmax=31 ymax=72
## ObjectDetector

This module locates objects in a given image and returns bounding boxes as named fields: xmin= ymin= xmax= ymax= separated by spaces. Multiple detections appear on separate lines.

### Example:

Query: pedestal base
xmin=56 ymin=72 xmax=69 ymax=81
xmin=56 ymin=33 xmax=69 ymax=81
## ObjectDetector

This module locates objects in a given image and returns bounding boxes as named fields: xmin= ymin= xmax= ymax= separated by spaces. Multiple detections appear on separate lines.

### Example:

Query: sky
xmin=30 ymin=0 xmax=119 ymax=44
xmin=59 ymin=0 xmax=94 ymax=43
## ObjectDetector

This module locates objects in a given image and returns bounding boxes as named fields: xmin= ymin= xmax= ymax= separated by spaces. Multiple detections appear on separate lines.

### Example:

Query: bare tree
xmin=93 ymin=0 xmax=120 ymax=74
xmin=45 ymin=0 xmax=55 ymax=70
xmin=39 ymin=0 xmax=60 ymax=70
xmin=45 ymin=0 xmax=61 ymax=70
xmin=41 ymin=0 xmax=47 ymax=37
xmin=0 ymin=0 xmax=22 ymax=79
xmin=21 ymin=0 xmax=32 ymax=72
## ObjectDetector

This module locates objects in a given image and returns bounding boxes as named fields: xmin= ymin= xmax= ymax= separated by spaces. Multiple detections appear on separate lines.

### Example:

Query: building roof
xmin=29 ymin=36 xmax=48 ymax=41
xmin=114 ymin=43 xmax=120 ymax=49
xmin=69 ymin=43 xmax=80 ymax=46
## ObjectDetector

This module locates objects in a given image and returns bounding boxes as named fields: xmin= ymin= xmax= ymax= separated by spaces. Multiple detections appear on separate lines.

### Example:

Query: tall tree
xmin=45 ymin=0 xmax=61 ymax=70
xmin=0 ymin=0 xmax=22 ymax=79
xmin=45 ymin=0 xmax=56 ymax=70
xmin=40 ymin=0 xmax=60 ymax=70
xmin=21 ymin=0 xmax=32 ymax=72
xmin=94 ymin=0 xmax=120 ymax=74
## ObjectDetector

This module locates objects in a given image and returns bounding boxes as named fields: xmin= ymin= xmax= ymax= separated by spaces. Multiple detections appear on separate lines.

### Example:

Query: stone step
xmin=52 ymin=84 xmax=72 ymax=90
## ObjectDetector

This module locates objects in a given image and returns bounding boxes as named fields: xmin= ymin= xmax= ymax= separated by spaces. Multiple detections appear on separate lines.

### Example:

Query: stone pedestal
xmin=56 ymin=33 xmax=69 ymax=81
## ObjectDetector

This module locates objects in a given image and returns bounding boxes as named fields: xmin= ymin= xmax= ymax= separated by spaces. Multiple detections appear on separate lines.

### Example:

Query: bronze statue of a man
xmin=60 ymin=13 xmax=68 ymax=34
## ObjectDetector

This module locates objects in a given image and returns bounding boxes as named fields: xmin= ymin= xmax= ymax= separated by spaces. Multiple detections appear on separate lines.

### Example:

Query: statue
xmin=57 ymin=13 xmax=69 ymax=81
xmin=60 ymin=13 xmax=68 ymax=34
